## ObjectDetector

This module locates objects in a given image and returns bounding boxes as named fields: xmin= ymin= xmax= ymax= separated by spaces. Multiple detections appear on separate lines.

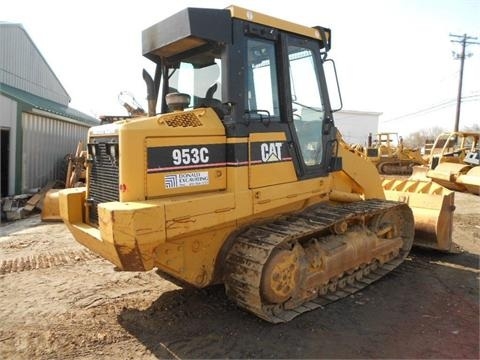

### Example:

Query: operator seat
xmin=205 ymin=82 xmax=218 ymax=100
xmin=198 ymin=82 xmax=229 ymax=119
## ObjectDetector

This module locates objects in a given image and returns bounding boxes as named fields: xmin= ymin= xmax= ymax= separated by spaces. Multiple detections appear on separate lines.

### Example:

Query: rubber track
xmin=0 ymin=249 xmax=99 ymax=275
xmin=224 ymin=199 xmax=412 ymax=323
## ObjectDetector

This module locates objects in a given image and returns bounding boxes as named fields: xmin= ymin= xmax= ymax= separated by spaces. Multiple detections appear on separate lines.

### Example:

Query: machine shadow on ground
xmin=119 ymin=249 xmax=479 ymax=359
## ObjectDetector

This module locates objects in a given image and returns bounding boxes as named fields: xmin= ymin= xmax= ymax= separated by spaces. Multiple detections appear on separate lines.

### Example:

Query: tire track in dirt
xmin=0 ymin=321 xmax=135 ymax=360
xmin=0 ymin=249 xmax=99 ymax=275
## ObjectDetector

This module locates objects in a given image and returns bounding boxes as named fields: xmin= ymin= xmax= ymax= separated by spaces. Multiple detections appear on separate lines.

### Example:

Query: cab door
xmin=243 ymin=36 xmax=297 ymax=188
xmin=284 ymin=35 xmax=334 ymax=179
xmin=232 ymin=21 xmax=335 ymax=187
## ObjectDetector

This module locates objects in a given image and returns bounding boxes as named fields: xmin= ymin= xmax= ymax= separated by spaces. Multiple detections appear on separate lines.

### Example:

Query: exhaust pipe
xmin=142 ymin=69 xmax=157 ymax=117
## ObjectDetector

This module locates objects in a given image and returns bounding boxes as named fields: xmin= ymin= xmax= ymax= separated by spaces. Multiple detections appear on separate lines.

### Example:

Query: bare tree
xmin=462 ymin=123 xmax=480 ymax=132
xmin=404 ymin=127 xmax=446 ymax=148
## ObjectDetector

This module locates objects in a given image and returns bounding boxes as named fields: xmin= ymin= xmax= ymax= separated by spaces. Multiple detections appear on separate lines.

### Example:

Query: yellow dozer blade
xmin=426 ymin=162 xmax=471 ymax=192
xmin=382 ymin=178 xmax=455 ymax=251
xmin=410 ymin=165 xmax=430 ymax=181
xmin=457 ymin=166 xmax=480 ymax=195
xmin=41 ymin=189 xmax=62 ymax=221
xmin=427 ymin=162 xmax=480 ymax=195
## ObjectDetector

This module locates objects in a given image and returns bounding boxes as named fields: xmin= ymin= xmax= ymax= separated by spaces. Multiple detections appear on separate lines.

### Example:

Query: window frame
xmin=283 ymin=33 xmax=334 ymax=178
xmin=244 ymin=37 xmax=282 ymax=122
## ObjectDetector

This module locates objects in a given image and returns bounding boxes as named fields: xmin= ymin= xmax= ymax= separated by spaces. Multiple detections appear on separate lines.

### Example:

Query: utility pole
xmin=450 ymin=33 xmax=480 ymax=132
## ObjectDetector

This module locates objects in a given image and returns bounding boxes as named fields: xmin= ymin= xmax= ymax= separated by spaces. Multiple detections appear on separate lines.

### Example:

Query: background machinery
xmin=412 ymin=131 xmax=480 ymax=195
xmin=362 ymin=132 xmax=426 ymax=175
xmin=42 ymin=92 xmax=146 ymax=221
xmin=59 ymin=6 xmax=455 ymax=322
xmin=41 ymin=141 xmax=87 ymax=221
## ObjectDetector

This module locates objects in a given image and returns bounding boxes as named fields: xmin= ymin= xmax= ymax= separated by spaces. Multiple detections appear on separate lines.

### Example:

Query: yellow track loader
xmin=59 ymin=6 xmax=455 ymax=322
xmin=364 ymin=132 xmax=426 ymax=175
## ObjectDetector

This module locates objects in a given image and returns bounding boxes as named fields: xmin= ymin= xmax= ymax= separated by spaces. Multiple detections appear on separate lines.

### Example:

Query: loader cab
xmin=242 ymin=34 xmax=330 ymax=171
xmin=142 ymin=6 xmax=339 ymax=180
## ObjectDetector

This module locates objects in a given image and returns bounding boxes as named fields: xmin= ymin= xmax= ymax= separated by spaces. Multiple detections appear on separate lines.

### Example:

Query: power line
xmin=450 ymin=33 xmax=480 ymax=131
xmin=382 ymin=93 xmax=480 ymax=123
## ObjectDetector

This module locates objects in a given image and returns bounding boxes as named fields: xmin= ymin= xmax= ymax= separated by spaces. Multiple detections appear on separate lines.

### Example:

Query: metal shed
xmin=0 ymin=23 xmax=98 ymax=196
xmin=335 ymin=109 xmax=381 ymax=146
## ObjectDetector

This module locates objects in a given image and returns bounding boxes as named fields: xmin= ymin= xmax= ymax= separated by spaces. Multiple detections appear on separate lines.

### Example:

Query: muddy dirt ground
xmin=1 ymin=192 xmax=479 ymax=359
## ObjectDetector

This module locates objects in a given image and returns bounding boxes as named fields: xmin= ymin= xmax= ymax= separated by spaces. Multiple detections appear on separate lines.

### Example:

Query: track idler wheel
xmin=369 ymin=206 xmax=414 ymax=256
xmin=261 ymin=246 xmax=302 ymax=304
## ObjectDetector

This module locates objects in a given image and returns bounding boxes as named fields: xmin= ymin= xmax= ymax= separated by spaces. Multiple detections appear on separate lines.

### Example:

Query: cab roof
xmin=142 ymin=5 xmax=330 ymax=62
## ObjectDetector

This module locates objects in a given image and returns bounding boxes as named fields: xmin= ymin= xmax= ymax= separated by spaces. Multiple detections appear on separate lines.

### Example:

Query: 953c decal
xmin=172 ymin=147 xmax=209 ymax=165
xmin=147 ymin=144 xmax=226 ymax=173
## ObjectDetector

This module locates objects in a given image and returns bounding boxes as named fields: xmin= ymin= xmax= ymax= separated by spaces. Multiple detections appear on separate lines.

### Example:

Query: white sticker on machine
xmin=164 ymin=172 xmax=209 ymax=189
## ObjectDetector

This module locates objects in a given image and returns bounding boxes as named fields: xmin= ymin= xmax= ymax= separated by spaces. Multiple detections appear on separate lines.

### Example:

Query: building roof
xmin=338 ymin=109 xmax=383 ymax=116
xmin=0 ymin=22 xmax=71 ymax=105
xmin=0 ymin=82 xmax=99 ymax=126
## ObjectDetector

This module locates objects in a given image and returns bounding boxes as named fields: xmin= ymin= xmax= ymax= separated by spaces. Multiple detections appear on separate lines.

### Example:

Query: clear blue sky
xmin=3 ymin=0 xmax=479 ymax=136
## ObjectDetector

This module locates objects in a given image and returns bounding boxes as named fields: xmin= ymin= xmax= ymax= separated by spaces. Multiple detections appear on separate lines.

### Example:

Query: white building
xmin=335 ymin=109 xmax=381 ymax=146
xmin=0 ymin=23 xmax=98 ymax=196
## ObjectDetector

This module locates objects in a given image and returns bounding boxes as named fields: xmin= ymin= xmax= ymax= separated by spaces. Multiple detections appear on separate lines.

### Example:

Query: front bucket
xmin=41 ymin=189 xmax=63 ymax=221
xmin=382 ymin=178 xmax=455 ymax=252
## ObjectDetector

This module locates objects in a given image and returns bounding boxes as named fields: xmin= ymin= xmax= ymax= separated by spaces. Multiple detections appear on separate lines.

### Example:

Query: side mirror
xmin=323 ymin=59 xmax=343 ymax=113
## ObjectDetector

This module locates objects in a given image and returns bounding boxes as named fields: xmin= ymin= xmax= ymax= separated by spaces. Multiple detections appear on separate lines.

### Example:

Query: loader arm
xmin=334 ymin=138 xmax=385 ymax=200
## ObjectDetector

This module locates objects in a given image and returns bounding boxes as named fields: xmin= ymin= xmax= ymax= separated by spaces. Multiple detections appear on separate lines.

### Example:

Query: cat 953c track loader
xmin=59 ymin=6 xmax=455 ymax=322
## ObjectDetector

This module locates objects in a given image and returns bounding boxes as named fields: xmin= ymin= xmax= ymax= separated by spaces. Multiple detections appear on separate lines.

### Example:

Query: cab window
xmin=289 ymin=44 xmax=324 ymax=165
xmin=245 ymin=39 xmax=280 ymax=119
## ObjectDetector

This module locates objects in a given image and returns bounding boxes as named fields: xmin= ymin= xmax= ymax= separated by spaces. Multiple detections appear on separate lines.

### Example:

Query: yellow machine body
xmin=59 ymin=6 xmax=455 ymax=322
xmin=62 ymin=109 xmax=386 ymax=285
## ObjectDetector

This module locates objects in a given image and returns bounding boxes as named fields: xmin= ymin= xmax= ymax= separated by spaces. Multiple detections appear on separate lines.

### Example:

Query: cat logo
xmin=261 ymin=142 xmax=283 ymax=162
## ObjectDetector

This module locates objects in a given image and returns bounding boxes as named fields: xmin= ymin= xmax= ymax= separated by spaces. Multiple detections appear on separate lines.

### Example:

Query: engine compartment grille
xmin=163 ymin=112 xmax=203 ymax=127
xmin=87 ymin=138 xmax=119 ymax=225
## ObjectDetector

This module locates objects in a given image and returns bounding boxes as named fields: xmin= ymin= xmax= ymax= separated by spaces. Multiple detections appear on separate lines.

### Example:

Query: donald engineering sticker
xmin=164 ymin=172 xmax=209 ymax=189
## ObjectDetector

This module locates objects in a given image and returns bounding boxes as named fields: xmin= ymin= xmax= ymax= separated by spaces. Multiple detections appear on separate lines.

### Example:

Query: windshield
xmin=166 ymin=51 xmax=222 ymax=109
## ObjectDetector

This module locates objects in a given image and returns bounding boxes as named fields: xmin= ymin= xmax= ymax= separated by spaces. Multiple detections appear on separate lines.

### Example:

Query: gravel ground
xmin=0 ymin=192 xmax=478 ymax=359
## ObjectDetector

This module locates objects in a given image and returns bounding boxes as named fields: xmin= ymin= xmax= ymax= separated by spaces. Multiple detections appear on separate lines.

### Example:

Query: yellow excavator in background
xmin=362 ymin=132 xmax=426 ymax=175
xmin=412 ymin=131 xmax=480 ymax=195
xmin=59 ymin=6 xmax=455 ymax=322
